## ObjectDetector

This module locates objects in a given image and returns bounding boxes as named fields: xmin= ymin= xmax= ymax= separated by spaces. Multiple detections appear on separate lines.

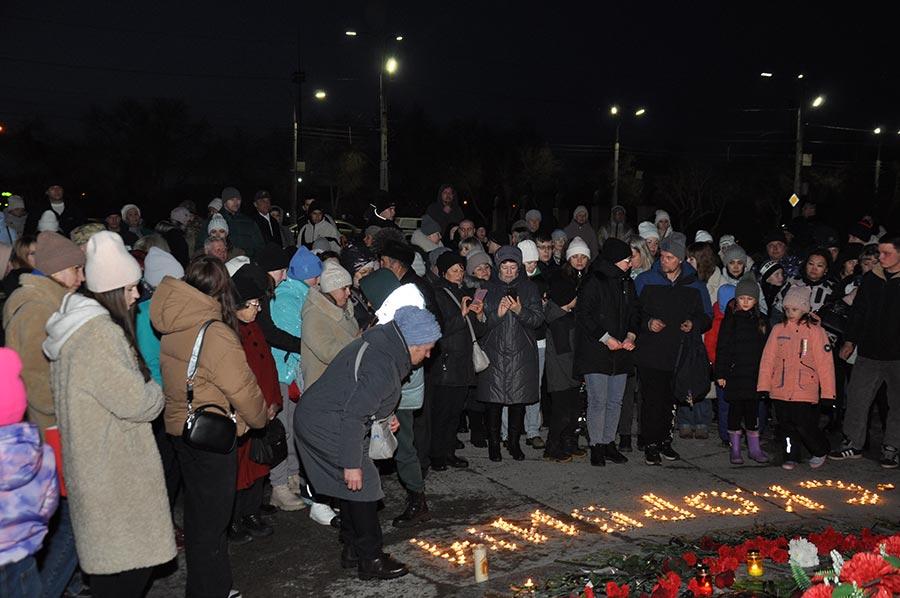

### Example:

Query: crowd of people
xmin=0 ymin=183 xmax=897 ymax=597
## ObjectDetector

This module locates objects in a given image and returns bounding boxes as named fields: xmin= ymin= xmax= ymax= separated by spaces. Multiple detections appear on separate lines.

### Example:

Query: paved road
xmin=148 ymin=427 xmax=897 ymax=598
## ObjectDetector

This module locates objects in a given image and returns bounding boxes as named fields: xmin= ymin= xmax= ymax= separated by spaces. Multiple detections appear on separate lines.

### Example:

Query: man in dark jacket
xmin=574 ymin=238 xmax=640 ymax=466
xmin=425 ymin=185 xmax=465 ymax=233
xmin=251 ymin=190 xmax=283 ymax=246
xmin=633 ymin=236 xmax=712 ymax=466
xmin=294 ymin=306 xmax=441 ymax=580
xmin=25 ymin=185 xmax=85 ymax=236
xmin=218 ymin=187 xmax=264 ymax=258
xmin=830 ymin=234 xmax=900 ymax=468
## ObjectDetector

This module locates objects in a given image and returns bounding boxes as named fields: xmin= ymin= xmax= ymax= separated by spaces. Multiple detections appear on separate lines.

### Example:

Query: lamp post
xmin=346 ymin=30 xmax=402 ymax=192
xmin=609 ymin=105 xmax=645 ymax=205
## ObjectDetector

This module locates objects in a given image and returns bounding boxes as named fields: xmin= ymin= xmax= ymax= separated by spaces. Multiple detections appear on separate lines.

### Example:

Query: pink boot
xmin=747 ymin=430 xmax=769 ymax=463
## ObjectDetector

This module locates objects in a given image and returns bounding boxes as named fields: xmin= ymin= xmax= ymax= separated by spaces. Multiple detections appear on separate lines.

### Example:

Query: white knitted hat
xmin=37 ymin=210 xmax=60 ymax=232
xmin=638 ymin=221 xmax=659 ymax=240
xmin=517 ymin=240 xmax=539 ymax=263
xmin=320 ymin=261 xmax=352 ymax=293
xmin=565 ymin=236 xmax=591 ymax=260
xmin=143 ymin=247 xmax=184 ymax=288
xmin=85 ymin=231 xmax=142 ymax=293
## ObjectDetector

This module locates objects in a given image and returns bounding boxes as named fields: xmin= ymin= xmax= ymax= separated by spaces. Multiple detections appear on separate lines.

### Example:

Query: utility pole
xmin=793 ymin=104 xmax=803 ymax=201
xmin=612 ymin=121 xmax=621 ymax=205
xmin=874 ymin=137 xmax=882 ymax=202
xmin=379 ymin=68 xmax=389 ymax=191
xmin=291 ymin=69 xmax=305 ymax=224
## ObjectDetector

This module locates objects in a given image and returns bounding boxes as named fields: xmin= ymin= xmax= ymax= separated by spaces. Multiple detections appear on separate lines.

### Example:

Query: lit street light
xmin=610 ymin=105 xmax=646 ymax=204
xmin=812 ymin=95 xmax=825 ymax=108
xmin=345 ymin=30 xmax=357 ymax=36
xmin=385 ymin=57 xmax=398 ymax=74
xmin=314 ymin=89 xmax=327 ymax=100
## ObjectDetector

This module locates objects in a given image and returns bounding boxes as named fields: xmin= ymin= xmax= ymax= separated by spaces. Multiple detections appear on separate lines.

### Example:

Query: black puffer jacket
xmin=573 ymin=259 xmax=639 ymax=376
xmin=477 ymin=270 xmax=544 ymax=405
xmin=714 ymin=303 xmax=767 ymax=401
xmin=845 ymin=266 xmax=900 ymax=360
xmin=431 ymin=280 xmax=486 ymax=387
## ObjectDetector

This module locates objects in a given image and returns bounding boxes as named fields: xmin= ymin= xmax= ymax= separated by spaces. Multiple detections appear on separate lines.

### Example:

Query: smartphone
xmin=506 ymin=286 xmax=518 ymax=301
xmin=473 ymin=289 xmax=488 ymax=304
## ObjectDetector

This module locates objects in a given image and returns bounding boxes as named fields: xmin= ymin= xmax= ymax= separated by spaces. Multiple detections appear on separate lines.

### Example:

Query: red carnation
xmin=715 ymin=570 xmax=735 ymax=589
xmin=584 ymin=584 xmax=595 ymax=598
xmin=880 ymin=574 xmax=900 ymax=594
xmin=802 ymin=584 xmax=834 ymax=598
xmin=809 ymin=527 xmax=844 ymax=555
xmin=881 ymin=535 xmax=900 ymax=557
xmin=770 ymin=548 xmax=789 ymax=563
xmin=840 ymin=553 xmax=893 ymax=585
xmin=683 ymin=552 xmax=697 ymax=567
xmin=651 ymin=572 xmax=681 ymax=598
xmin=607 ymin=582 xmax=630 ymax=598
xmin=700 ymin=537 xmax=721 ymax=551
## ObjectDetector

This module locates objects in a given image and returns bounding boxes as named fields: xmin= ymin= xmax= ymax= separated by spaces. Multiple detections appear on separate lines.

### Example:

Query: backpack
xmin=671 ymin=331 xmax=711 ymax=405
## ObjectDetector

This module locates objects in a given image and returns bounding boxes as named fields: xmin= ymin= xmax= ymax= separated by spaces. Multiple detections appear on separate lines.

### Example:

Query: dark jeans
xmin=153 ymin=416 xmax=181 ymax=510
xmin=90 ymin=567 xmax=152 ymax=598
xmin=413 ymin=382 xmax=433 ymax=470
xmin=233 ymin=477 xmax=265 ymax=520
xmin=394 ymin=410 xmax=424 ymax=493
xmin=638 ymin=367 xmax=677 ymax=446
xmin=546 ymin=387 xmax=581 ymax=453
xmin=486 ymin=403 xmax=524 ymax=442
xmin=1 ymin=556 xmax=41 ymax=598
xmin=617 ymin=370 xmax=641 ymax=437
xmin=727 ymin=399 xmax=760 ymax=431
xmin=430 ymin=385 xmax=468 ymax=461
xmin=339 ymin=499 xmax=383 ymax=560
xmin=37 ymin=497 xmax=79 ymax=598
xmin=774 ymin=401 xmax=829 ymax=460
xmin=171 ymin=435 xmax=237 ymax=598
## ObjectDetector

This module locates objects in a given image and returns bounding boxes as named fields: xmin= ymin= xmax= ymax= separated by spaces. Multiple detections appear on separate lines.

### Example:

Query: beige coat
xmin=42 ymin=294 xmax=175 ymax=574
xmin=150 ymin=276 xmax=267 ymax=436
xmin=300 ymin=287 xmax=360 ymax=387
xmin=2 ymin=274 xmax=69 ymax=437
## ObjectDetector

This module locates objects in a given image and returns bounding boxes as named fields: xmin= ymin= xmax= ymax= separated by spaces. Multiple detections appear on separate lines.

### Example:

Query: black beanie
xmin=255 ymin=244 xmax=291 ymax=273
xmin=437 ymin=252 xmax=465 ymax=277
xmin=373 ymin=190 xmax=396 ymax=215
xmin=380 ymin=240 xmax=415 ymax=266
xmin=601 ymin=238 xmax=632 ymax=265
xmin=232 ymin=263 xmax=270 ymax=303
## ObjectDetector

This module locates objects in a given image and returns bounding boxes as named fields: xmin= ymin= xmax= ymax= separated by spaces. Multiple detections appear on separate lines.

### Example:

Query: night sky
xmin=1 ymin=2 xmax=896 ymax=161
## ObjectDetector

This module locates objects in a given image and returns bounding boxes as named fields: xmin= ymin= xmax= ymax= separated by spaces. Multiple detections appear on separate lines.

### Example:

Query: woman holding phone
xmin=477 ymin=245 xmax=544 ymax=462
xmin=429 ymin=252 xmax=486 ymax=470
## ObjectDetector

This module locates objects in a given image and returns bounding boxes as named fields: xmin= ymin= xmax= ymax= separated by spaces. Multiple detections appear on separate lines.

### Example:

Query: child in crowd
xmin=757 ymin=286 xmax=835 ymax=470
xmin=0 ymin=348 xmax=59 ymax=598
xmin=715 ymin=277 xmax=769 ymax=465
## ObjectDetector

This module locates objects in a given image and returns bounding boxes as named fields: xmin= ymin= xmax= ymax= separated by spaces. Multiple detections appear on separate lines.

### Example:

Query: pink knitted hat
xmin=0 ymin=348 xmax=27 ymax=426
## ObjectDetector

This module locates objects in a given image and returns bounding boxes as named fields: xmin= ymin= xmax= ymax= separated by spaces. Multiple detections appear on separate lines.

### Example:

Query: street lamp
xmin=794 ymin=94 xmax=824 ymax=201
xmin=610 ymin=105 xmax=646 ymax=205
xmin=314 ymin=89 xmax=327 ymax=100
xmin=385 ymin=57 xmax=398 ymax=74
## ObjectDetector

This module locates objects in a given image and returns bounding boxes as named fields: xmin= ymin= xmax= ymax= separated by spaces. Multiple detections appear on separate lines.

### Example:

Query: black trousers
xmin=774 ymin=401 xmax=829 ymax=460
xmin=430 ymin=385 xmax=468 ymax=461
xmin=339 ymin=499 xmax=383 ymax=560
xmin=638 ymin=367 xmax=677 ymax=446
xmin=413 ymin=382 xmax=433 ymax=470
xmin=90 ymin=567 xmax=152 ymax=598
xmin=727 ymin=400 xmax=760 ymax=431
xmin=153 ymin=416 xmax=180 ymax=510
xmin=546 ymin=387 xmax=581 ymax=452
xmin=233 ymin=477 xmax=265 ymax=520
xmin=486 ymin=403 xmax=525 ymax=442
xmin=170 ymin=435 xmax=236 ymax=598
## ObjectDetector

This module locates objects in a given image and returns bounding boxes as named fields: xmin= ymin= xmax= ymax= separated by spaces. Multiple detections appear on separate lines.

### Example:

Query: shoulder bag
xmin=248 ymin=417 xmax=287 ymax=466
xmin=671 ymin=330 xmax=711 ymax=406
xmin=442 ymin=287 xmax=491 ymax=373
xmin=353 ymin=340 xmax=399 ymax=459
xmin=182 ymin=320 xmax=238 ymax=453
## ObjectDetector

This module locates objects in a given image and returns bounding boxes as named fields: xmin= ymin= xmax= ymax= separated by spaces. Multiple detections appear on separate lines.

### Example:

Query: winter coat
xmin=714 ymin=304 xmax=767 ymax=401
xmin=236 ymin=320 xmax=283 ymax=491
xmin=544 ymin=301 xmax=580 ymax=392
xmin=705 ymin=268 xmax=727 ymax=312
xmin=573 ymin=259 xmax=639 ymax=376
xmin=597 ymin=207 xmax=635 ymax=244
xmin=43 ymin=293 xmax=175 ymax=574
xmin=135 ymin=298 xmax=162 ymax=386
xmin=400 ymin=269 xmax=443 ymax=330
xmin=251 ymin=212 xmax=283 ymax=246
xmin=297 ymin=219 xmax=340 ymax=251
xmin=25 ymin=200 xmax=85 ymax=236
xmin=844 ymin=266 xmax=900 ymax=361
xmin=300 ymin=287 xmax=360 ymax=388
xmin=704 ymin=300 xmax=726 ymax=365
xmin=0 ymin=212 xmax=17 ymax=244
xmin=219 ymin=209 xmax=264 ymax=258
xmin=0 ymin=422 xmax=58 ymax=567
xmin=425 ymin=186 xmax=465 ymax=233
xmin=150 ymin=276 xmax=268 ymax=436
xmin=634 ymin=261 xmax=712 ymax=372
xmin=757 ymin=320 xmax=836 ymax=403
xmin=154 ymin=220 xmax=191 ymax=267
xmin=431 ymin=280 xmax=485 ymax=388
xmin=562 ymin=221 xmax=599 ymax=262
xmin=2 ymin=274 xmax=69 ymax=437
xmin=477 ymin=271 xmax=544 ymax=405
xmin=257 ymin=294 xmax=303 ymax=356
xmin=270 ymin=277 xmax=311 ymax=385
xmin=295 ymin=322 xmax=412 ymax=502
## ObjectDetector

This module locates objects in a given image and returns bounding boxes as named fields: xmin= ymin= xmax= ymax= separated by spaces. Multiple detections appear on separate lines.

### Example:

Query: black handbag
xmin=248 ymin=417 xmax=287 ymax=466
xmin=671 ymin=331 xmax=711 ymax=406
xmin=182 ymin=320 xmax=237 ymax=454
xmin=817 ymin=300 xmax=850 ymax=337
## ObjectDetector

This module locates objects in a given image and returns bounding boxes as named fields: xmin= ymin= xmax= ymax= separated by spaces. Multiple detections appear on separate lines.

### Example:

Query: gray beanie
xmin=319 ymin=261 xmax=352 ymax=293
xmin=734 ymin=275 xmax=760 ymax=303
xmin=466 ymin=250 xmax=491 ymax=276
xmin=394 ymin=305 xmax=442 ymax=346
xmin=723 ymin=244 xmax=748 ymax=264
xmin=143 ymin=246 xmax=184 ymax=288
xmin=494 ymin=245 xmax=523 ymax=267
xmin=221 ymin=187 xmax=241 ymax=202
xmin=420 ymin=215 xmax=442 ymax=236
xmin=659 ymin=236 xmax=686 ymax=261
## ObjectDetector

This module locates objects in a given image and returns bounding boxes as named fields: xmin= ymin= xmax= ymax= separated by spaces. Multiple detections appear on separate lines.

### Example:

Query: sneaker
xmin=542 ymin=449 xmax=573 ymax=463
xmin=310 ymin=502 xmax=338 ymax=526
xmin=809 ymin=455 xmax=827 ymax=469
xmin=659 ymin=443 xmax=681 ymax=461
xmin=781 ymin=461 xmax=798 ymax=470
xmin=270 ymin=484 xmax=307 ymax=511
xmin=881 ymin=446 xmax=900 ymax=469
xmin=527 ymin=436 xmax=545 ymax=449
xmin=228 ymin=590 xmax=242 ymax=598
xmin=828 ymin=442 xmax=863 ymax=460
xmin=644 ymin=446 xmax=662 ymax=466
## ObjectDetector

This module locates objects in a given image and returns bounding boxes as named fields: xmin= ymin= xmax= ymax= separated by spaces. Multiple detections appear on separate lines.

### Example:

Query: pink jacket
xmin=757 ymin=321 xmax=835 ymax=403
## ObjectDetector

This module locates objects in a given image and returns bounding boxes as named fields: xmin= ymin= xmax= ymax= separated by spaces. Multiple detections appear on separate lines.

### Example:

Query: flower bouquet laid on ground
xmin=492 ymin=524 xmax=900 ymax=598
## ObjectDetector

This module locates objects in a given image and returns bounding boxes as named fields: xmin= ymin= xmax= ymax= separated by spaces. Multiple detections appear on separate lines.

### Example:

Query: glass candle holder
xmin=746 ymin=549 xmax=764 ymax=577
xmin=695 ymin=564 xmax=714 ymax=595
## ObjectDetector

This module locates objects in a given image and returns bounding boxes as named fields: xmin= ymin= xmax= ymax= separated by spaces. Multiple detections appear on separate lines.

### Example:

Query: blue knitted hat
xmin=393 ymin=306 xmax=442 ymax=346
xmin=287 ymin=246 xmax=323 ymax=281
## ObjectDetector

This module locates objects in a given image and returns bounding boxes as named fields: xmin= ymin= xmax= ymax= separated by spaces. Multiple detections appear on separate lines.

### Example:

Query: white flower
xmin=789 ymin=538 xmax=821 ymax=568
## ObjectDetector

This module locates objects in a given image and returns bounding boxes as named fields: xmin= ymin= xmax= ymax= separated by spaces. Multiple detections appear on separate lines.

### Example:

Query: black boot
xmin=340 ymin=543 xmax=359 ymax=569
xmin=590 ymin=444 xmax=606 ymax=466
xmin=392 ymin=491 xmax=432 ymax=528
xmin=358 ymin=554 xmax=409 ymax=581
xmin=618 ymin=434 xmax=633 ymax=452
xmin=605 ymin=441 xmax=628 ymax=464
xmin=507 ymin=409 xmax=526 ymax=461
xmin=470 ymin=411 xmax=487 ymax=448
xmin=487 ymin=406 xmax=502 ymax=462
